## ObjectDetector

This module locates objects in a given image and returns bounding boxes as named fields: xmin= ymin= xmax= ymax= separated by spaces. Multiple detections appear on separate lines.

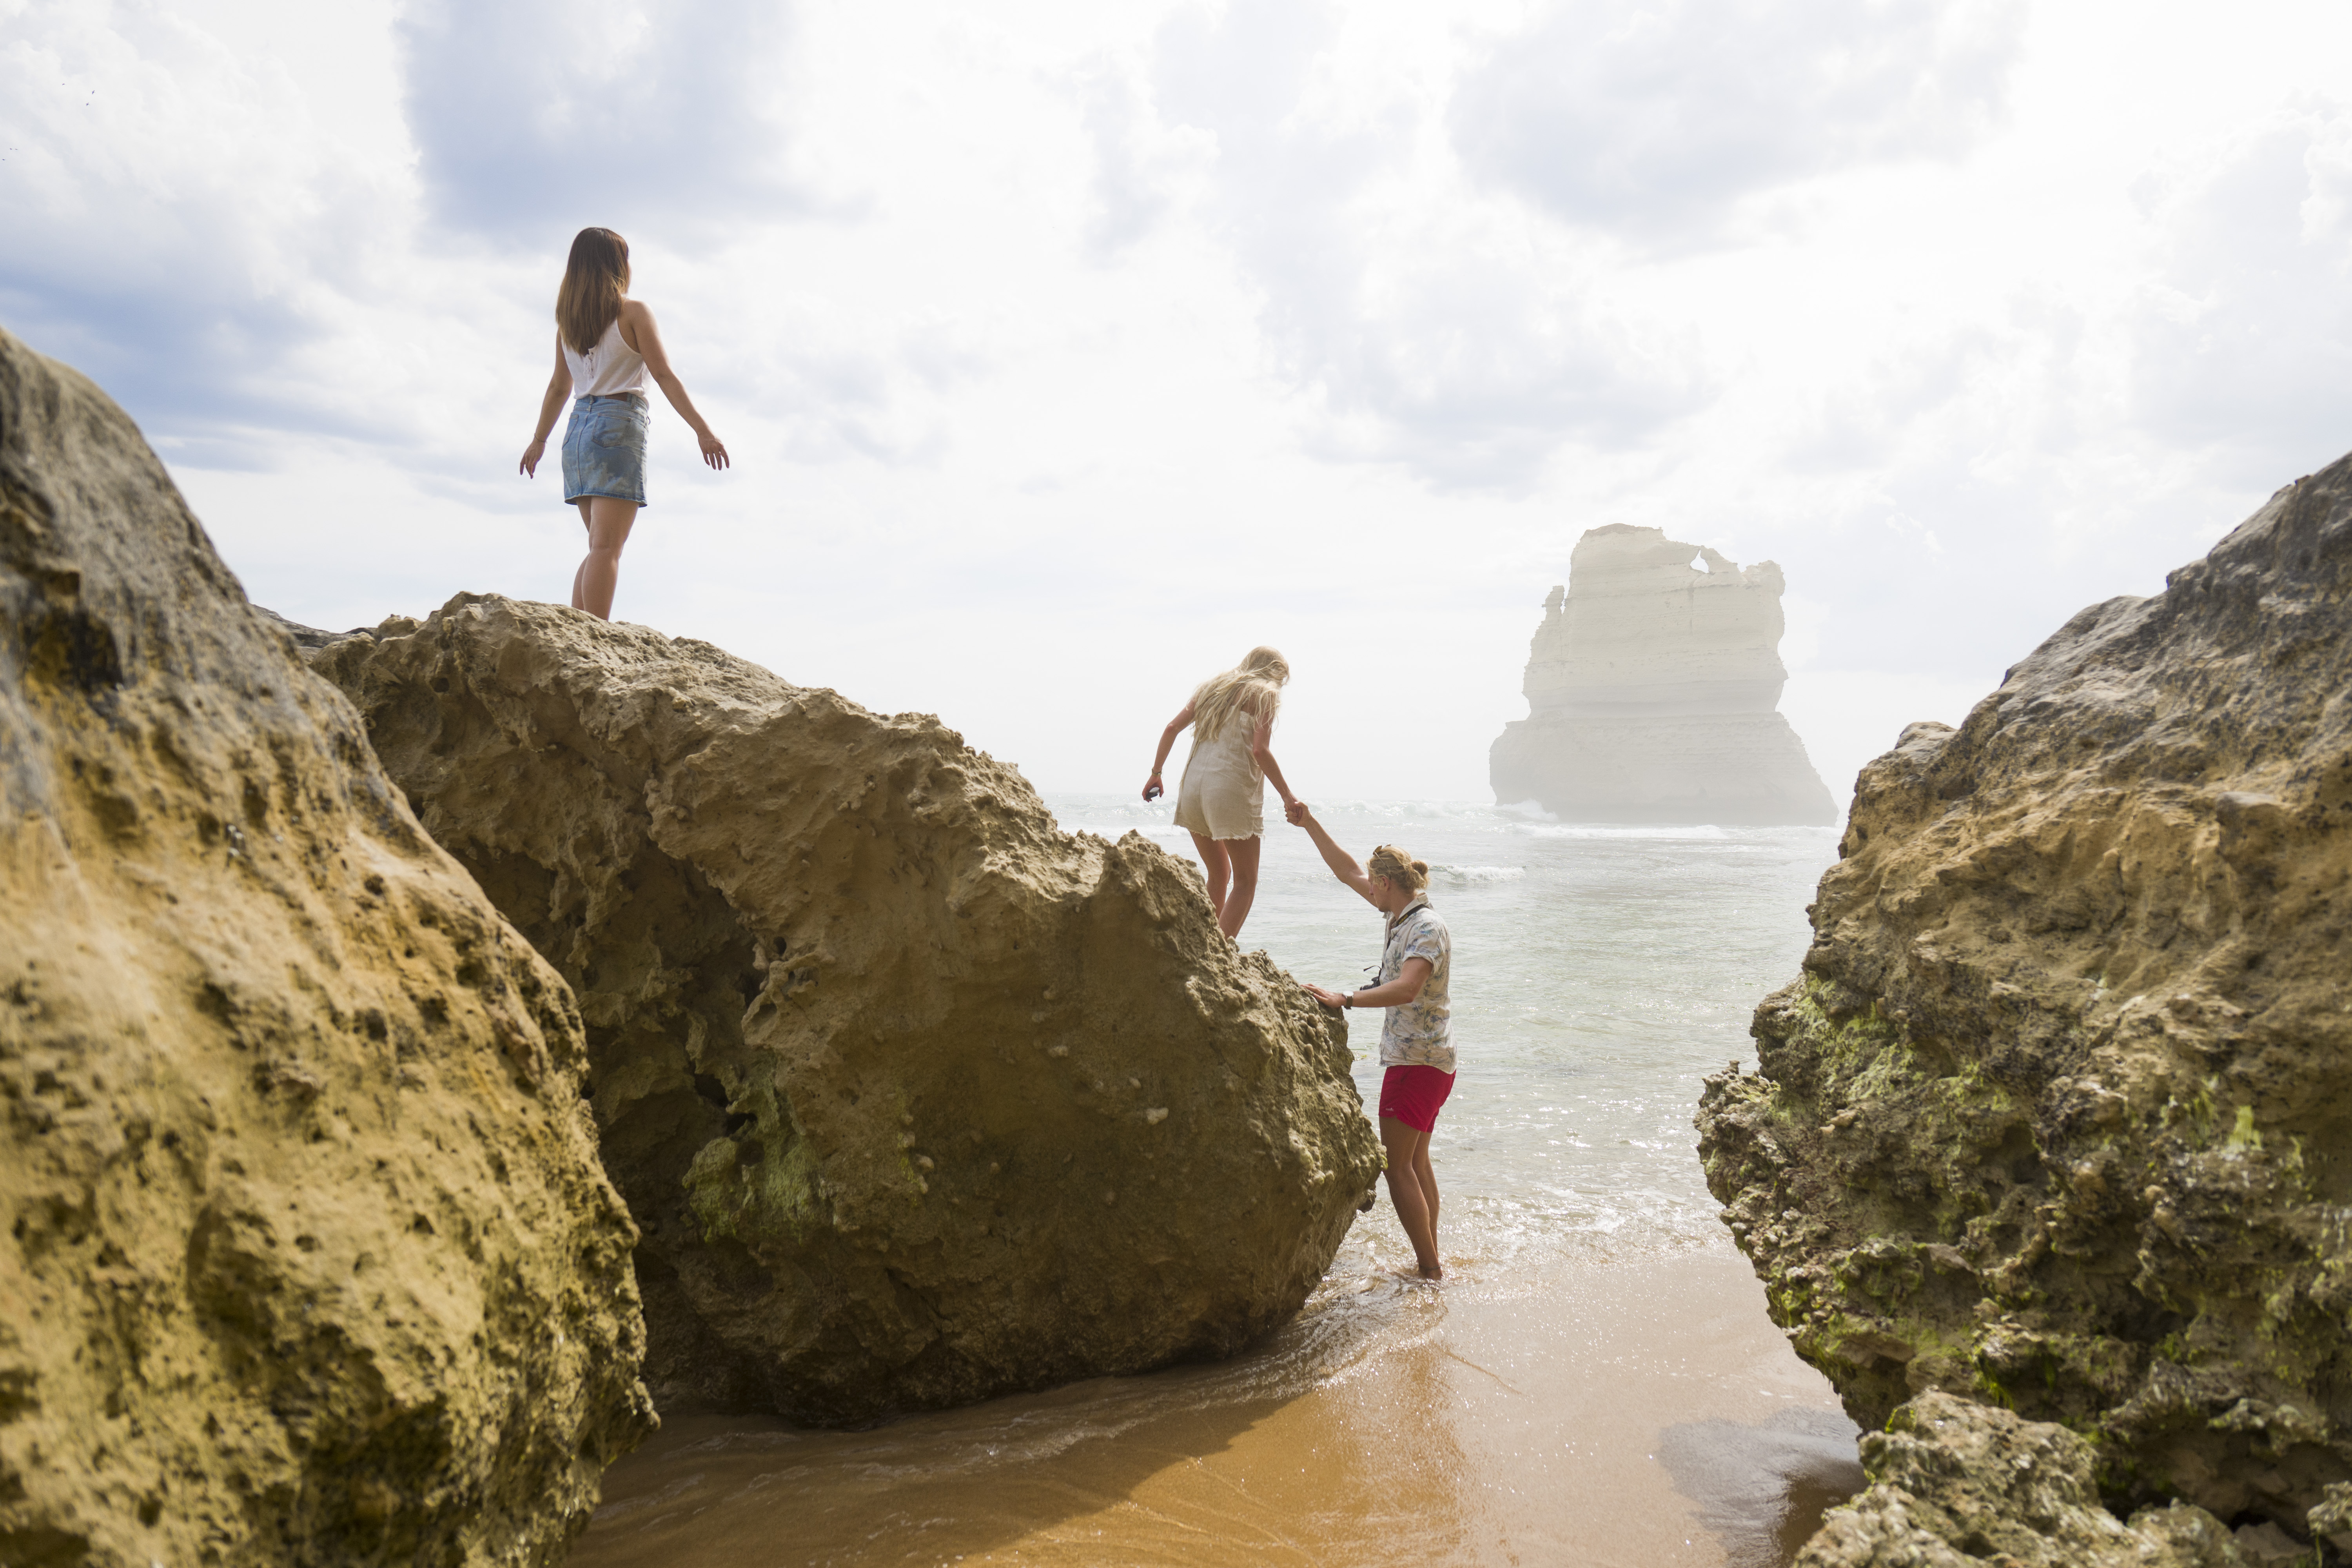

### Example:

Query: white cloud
xmin=0 ymin=0 xmax=406 ymax=453
xmin=1452 ymin=0 xmax=2025 ymax=241
xmin=396 ymin=0 xmax=815 ymax=245
xmin=1132 ymin=0 xmax=1713 ymax=489
xmin=13 ymin=0 xmax=2352 ymax=804
xmin=2131 ymin=109 xmax=2352 ymax=486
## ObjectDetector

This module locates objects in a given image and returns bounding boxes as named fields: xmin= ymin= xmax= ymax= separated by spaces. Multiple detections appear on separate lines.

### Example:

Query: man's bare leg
xmin=1190 ymin=832 xmax=1231 ymax=924
xmin=1218 ymin=834 xmax=1262 ymax=938
xmin=1381 ymin=1116 xmax=1442 ymax=1279
xmin=573 ymin=496 xmax=639 ymax=620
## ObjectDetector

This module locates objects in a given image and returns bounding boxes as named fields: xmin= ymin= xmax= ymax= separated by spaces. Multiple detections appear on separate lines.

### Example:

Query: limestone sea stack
xmin=1699 ymin=456 xmax=2352 ymax=1555
xmin=1490 ymin=525 xmax=1837 ymax=825
xmin=0 ymin=331 xmax=651 ymax=1566
xmin=310 ymin=597 xmax=1385 ymax=1423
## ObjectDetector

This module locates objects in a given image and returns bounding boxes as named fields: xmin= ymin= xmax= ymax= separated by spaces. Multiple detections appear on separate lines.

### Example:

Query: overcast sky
xmin=8 ymin=0 xmax=2351 ymax=805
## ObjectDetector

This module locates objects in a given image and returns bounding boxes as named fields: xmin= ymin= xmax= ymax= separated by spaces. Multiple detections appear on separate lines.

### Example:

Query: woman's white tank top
xmin=564 ymin=316 xmax=647 ymax=398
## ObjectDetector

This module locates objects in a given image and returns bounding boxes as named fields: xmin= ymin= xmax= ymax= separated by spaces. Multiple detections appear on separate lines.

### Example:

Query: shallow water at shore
xmin=569 ymin=801 xmax=1857 ymax=1567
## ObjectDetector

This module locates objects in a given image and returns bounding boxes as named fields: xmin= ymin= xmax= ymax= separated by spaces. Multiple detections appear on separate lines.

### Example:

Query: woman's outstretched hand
xmin=519 ymin=437 xmax=545 ymax=478
xmin=1301 ymin=982 xmax=1347 ymax=1011
xmin=1285 ymin=799 xmax=1310 ymax=826
xmin=699 ymin=429 xmax=731 ymax=470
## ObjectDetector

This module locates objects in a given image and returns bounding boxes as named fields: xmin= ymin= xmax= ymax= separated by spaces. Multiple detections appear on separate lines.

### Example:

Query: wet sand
xmin=571 ymin=806 xmax=1857 ymax=1566
xmin=569 ymin=1241 xmax=1860 ymax=1568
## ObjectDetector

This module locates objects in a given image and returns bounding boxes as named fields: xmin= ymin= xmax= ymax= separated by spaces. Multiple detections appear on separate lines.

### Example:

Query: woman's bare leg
xmin=1380 ymin=1118 xmax=1442 ymax=1278
xmin=570 ymin=502 xmax=590 ymax=609
xmin=1414 ymin=1135 xmax=1441 ymax=1236
xmin=1218 ymin=834 xmax=1262 ymax=938
xmin=1190 ymin=832 xmax=1231 ymax=923
xmin=573 ymin=496 xmax=640 ymax=620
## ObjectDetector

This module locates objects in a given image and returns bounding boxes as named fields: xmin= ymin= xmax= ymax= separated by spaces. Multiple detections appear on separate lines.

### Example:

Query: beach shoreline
xmin=570 ymin=1239 xmax=1857 ymax=1568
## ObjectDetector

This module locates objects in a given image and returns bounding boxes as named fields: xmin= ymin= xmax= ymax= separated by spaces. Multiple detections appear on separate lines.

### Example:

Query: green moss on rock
xmin=1699 ymin=459 xmax=2352 ymax=1543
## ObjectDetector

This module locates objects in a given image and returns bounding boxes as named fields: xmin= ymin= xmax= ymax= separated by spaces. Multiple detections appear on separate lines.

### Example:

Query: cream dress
xmin=1172 ymin=717 xmax=1264 ymax=840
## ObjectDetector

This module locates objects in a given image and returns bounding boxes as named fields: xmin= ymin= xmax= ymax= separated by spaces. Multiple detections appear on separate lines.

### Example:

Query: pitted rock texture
xmin=1699 ymin=458 xmax=2352 ymax=1536
xmin=0 ymin=331 xmax=650 ymax=1567
xmin=311 ymin=594 xmax=1385 ymax=1423
xmin=1796 ymin=1392 xmax=2252 ymax=1568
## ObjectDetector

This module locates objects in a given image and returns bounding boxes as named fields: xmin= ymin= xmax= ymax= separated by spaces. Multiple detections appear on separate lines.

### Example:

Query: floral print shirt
xmin=1376 ymin=900 xmax=1453 ymax=1074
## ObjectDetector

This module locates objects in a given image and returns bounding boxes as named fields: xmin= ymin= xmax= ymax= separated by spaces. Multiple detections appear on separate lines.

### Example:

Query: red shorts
xmin=1378 ymin=1064 xmax=1455 ymax=1133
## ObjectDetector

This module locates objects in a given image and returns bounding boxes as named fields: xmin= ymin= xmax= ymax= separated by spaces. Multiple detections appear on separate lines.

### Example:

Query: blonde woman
xmin=1143 ymin=646 xmax=1298 ymax=939
xmin=518 ymin=227 xmax=729 ymax=620
xmin=1290 ymin=808 xmax=1453 ymax=1281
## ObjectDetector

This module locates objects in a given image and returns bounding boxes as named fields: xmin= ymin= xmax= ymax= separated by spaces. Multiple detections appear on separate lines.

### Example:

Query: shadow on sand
xmin=1657 ymin=1406 xmax=1867 ymax=1568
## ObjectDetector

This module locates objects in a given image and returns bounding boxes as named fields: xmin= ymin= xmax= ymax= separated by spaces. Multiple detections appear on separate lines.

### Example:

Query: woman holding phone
xmin=1142 ymin=646 xmax=1298 ymax=939
xmin=518 ymin=227 xmax=730 ymax=620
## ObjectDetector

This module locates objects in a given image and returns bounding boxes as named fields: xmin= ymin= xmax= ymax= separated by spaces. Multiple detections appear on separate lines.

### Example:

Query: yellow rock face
xmin=0 ymin=331 xmax=652 ymax=1567
xmin=312 ymin=595 xmax=1385 ymax=1423
xmin=1700 ymin=458 xmax=2352 ymax=1540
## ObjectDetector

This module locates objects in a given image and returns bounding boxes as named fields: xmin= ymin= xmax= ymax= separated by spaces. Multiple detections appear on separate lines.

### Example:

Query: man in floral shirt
xmin=1290 ymin=802 xmax=1452 ymax=1280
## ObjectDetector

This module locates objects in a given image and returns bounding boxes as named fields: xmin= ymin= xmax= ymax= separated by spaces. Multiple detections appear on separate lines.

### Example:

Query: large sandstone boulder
xmin=1698 ymin=457 xmax=2352 ymax=1542
xmin=0 ymin=332 xmax=650 ymax=1566
xmin=310 ymin=595 xmax=1384 ymax=1422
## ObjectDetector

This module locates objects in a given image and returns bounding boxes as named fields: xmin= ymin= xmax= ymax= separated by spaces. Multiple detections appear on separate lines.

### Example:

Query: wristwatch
xmin=1343 ymin=991 xmax=1355 ymax=1009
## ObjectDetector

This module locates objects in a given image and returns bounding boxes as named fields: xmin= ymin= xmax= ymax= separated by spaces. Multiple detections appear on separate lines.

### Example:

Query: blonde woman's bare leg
xmin=1189 ymin=832 xmax=1230 ymax=924
xmin=573 ymin=497 xmax=639 ymax=620
xmin=1414 ymin=1135 xmax=1441 ymax=1237
xmin=1381 ymin=1118 xmax=1442 ymax=1278
xmin=1218 ymin=834 xmax=1262 ymax=938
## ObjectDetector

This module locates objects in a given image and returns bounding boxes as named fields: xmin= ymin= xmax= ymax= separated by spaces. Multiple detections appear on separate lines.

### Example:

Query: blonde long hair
xmin=557 ymin=227 xmax=630 ymax=354
xmin=1191 ymin=646 xmax=1290 ymax=743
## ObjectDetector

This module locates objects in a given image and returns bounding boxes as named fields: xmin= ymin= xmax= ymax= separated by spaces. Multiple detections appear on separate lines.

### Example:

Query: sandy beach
xmin=572 ymin=1241 xmax=1857 ymax=1568
xmin=566 ymin=801 xmax=1858 ymax=1566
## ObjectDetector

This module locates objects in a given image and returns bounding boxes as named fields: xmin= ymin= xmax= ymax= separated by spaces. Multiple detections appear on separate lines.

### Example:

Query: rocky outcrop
xmin=1490 ymin=525 xmax=1836 ymax=824
xmin=1796 ymin=1393 xmax=2261 ymax=1567
xmin=1699 ymin=458 xmax=2352 ymax=1546
xmin=0 ymin=332 xmax=650 ymax=1566
xmin=311 ymin=595 xmax=1385 ymax=1423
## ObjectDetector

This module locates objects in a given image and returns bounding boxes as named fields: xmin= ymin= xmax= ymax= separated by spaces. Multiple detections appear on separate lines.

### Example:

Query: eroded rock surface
xmin=1490 ymin=524 xmax=1835 ymax=824
xmin=312 ymin=595 xmax=1383 ymax=1422
xmin=1699 ymin=459 xmax=2352 ymax=1539
xmin=0 ymin=332 xmax=650 ymax=1566
xmin=1796 ymin=1393 xmax=2253 ymax=1567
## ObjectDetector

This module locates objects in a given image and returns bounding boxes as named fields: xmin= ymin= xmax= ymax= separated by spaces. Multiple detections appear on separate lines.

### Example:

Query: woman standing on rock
xmin=1142 ymin=646 xmax=1298 ymax=939
xmin=1290 ymin=807 xmax=1452 ymax=1281
xmin=518 ymin=227 xmax=729 ymax=621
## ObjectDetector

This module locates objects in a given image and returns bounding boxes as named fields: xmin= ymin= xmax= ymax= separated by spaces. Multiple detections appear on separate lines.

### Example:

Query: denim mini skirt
xmin=561 ymin=393 xmax=650 ymax=506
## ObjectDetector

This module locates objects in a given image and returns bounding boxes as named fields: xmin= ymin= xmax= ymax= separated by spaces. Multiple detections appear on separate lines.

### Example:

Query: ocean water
xmin=1060 ymin=797 xmax=1840 ymax=1265
xmin=569 ymin=800 xmax=1861 ymax=1568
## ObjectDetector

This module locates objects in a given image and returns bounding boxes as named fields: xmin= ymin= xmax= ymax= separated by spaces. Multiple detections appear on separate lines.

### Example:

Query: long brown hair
xmin=556 ymin=227 xmax=630 ymax=354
